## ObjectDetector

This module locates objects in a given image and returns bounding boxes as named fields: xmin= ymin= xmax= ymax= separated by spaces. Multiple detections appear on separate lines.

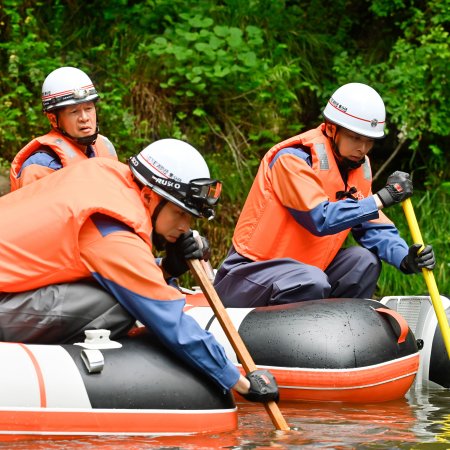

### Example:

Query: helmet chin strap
xmin=151 ymin=199 xmax=168 ymax=251
xmin=74 ymin=129 xmax=99 ymax=146
xmin=329 ymin=126 xmax=364 ymax=170
xmin=340 ymin=155 xmax=364 ymax=170
xmin=56 ymin=125 xmax=99 ymax=147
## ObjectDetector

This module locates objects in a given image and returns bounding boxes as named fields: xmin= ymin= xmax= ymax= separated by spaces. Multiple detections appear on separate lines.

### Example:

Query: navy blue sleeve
xmin=352 ymin=221 xmax=409 ymax=268
xmin=288 ymin=196 xmax=380 ymax=236
xmin=271 ymin=147 xmax=381 ymax=236
xmin=79 ymin=217 xmax=240 ymax=391
xmin=18 ymin=150 xmax=62 ymax=176
xmin=91 ymin=274 xmax=240 ymax=391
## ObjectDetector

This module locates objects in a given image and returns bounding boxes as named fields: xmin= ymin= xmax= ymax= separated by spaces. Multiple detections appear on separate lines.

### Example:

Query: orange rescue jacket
xmin=233 ymin=124 xmax=390 ymax=270
xmin=0 ymin=158 xmax=151 ymax=292
xmin=10 ymin=130 xmax=117 ymax=191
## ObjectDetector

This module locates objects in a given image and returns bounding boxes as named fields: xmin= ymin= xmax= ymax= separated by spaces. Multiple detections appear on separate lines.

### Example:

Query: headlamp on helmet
xmin=42 ymin=86 xmax=98 ymax=111
xmin=41 ymin=67 xmax=100 ymax=112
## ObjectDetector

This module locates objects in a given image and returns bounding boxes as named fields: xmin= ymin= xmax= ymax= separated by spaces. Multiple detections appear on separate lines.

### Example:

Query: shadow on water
xmin=1 ymin=388 xmax=449 ymax=449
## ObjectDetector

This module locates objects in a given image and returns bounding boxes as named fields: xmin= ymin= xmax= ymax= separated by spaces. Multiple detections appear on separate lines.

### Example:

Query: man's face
xmin=154 ymin=201 xmax=192 ymax=243
xmin=333 ymin=126 xmax=375 ymax=162
xmin=49 ymin=101 xmax=97 ymax=140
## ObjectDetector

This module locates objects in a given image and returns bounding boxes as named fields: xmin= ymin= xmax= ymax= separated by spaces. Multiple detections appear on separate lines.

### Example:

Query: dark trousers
xmin=0 ymin=280 xmax=135 ymax=344
xmin=214 ymin=246 xmax=381 ymax=308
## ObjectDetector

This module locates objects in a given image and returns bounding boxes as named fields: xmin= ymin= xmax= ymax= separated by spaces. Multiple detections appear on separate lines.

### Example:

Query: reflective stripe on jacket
xmin=233 ymin=124 xmax=392 ymax=270
xmin=10 ymin=130 xmax=117 ymax=191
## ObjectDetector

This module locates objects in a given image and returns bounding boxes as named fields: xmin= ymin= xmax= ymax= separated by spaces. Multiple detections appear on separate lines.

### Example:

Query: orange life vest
xmin=10 ymin=130 xmax=117 ymax=191
xmin=0 ymin=158 xmax=151 ymax=292
xmin=233 ymin=124 xmax=387 ymax=270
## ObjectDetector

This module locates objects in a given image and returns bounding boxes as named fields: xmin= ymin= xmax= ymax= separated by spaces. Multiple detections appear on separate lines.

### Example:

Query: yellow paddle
xmin=402 ymin=198 xmax=450 ymax=358
xmin=188 ymin=258 xmax=290 ymax=431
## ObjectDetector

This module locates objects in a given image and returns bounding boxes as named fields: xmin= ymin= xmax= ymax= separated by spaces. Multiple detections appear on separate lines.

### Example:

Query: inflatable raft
xmin=2 ymin=291 xmax=448 ymax=437
xmin=0 ymin=332 xmax=237 ymax=436
xmin=184 ymin=293 xmax=449 ymax=403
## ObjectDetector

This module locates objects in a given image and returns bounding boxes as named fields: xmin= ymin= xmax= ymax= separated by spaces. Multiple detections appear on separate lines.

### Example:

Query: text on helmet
xmin=329 ymin=97 xmax=348 ymax=113
xmin=153 ymin=177 xmax=181 ymax=190
xmin=144 ymin=155 xmax=182 ymax=183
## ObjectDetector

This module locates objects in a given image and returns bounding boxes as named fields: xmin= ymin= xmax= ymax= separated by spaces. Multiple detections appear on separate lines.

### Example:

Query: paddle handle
xmin=402 ymin=198 xmax=450 ymax=358
xmin=188 ymin=259 xmax=290 ymax=431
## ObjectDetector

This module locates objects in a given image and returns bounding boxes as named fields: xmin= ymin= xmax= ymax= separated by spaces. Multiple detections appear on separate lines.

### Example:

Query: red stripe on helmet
xmin=327 ymin=100 xmax=385 ymax=124
xmin=42 ymin=84 xmax=94 ymax=99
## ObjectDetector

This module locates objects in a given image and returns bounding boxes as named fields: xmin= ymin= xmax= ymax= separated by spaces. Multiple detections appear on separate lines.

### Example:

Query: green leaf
xmin=193 ymin=107 xmax=206 ymax=117
xmin=214 ymin=25 xmax=229 ymax=37
xmin=429 ymin=145 xmax=442 ymax=156
xmin=189 ymin=15 xmax=213 ymax=28
xmin=227 ymin=28 xmax=243 ymax=48
xmin=239 ymin=51 xmax=257 ymax=67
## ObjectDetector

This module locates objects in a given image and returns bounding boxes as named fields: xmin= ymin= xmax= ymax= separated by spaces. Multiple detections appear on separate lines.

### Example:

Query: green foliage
xmin=331 ymin=0 xmax=450 ymax=189
xmin=0 ymin=1 xmax=54 ymax=158
xmin=147 ymin=20 xmax=265 ymax=94
xmin=134 ymin=4 xmax=311 ymax=191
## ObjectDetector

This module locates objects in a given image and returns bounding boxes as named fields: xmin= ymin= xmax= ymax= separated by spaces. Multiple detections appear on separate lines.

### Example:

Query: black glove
xmin=241 ymin=370 xmax=279 ymax=403
xmin=401 ymin=243 xmax=436 ymax=274
xmin=376 ymin=171 xmax=413 ymax=208
xmin=195 ymin=234 xmax=211 ymax=262
xmin=161 ymin=230 xmax=210 ymax=277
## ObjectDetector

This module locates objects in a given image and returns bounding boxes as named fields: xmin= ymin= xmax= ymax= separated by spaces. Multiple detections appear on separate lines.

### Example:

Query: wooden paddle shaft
xmin=188 ymin=259 xmax=290 ymax=431
xmin=402 ymin=198 xmax=450 ymax=359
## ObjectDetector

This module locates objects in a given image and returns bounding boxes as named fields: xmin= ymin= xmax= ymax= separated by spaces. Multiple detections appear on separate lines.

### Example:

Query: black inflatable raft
xmin=185 ymin=296 xmax=421 ymax=402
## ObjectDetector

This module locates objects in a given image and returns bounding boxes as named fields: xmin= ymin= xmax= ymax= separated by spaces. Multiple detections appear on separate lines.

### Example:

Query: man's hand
xmin=376 ymin=171 xmax=413 ymax=208
xmin=401 ymin=243 xmax=436 ymax=274
xmin=162 ymin=230 xmax=210 ymax=277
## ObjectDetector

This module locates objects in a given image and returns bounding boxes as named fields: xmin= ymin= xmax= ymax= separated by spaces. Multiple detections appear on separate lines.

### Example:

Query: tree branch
xmin=373 ymin=134 xmax=407 ymax=182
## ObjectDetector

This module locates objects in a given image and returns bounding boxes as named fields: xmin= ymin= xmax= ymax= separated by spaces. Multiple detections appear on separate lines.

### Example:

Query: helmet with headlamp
xmin=41 ymin=67 xmax=100 ymax=146
xmin=129 ymin=139 xmax=222 ymax=220
xmin=42 ymin=67 xmax=99 ymax=112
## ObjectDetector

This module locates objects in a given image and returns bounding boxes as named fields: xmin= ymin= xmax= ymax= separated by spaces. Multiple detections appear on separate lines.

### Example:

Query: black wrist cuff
xmin=376 ymin=188 xmax=391 ymax=207
xmin=400 ymin=256 xmax=414 ymax=274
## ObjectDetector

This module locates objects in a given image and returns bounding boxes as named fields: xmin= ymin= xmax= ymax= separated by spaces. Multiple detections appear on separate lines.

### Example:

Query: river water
xmin=2 ymin=386 xmax=449 ymax=449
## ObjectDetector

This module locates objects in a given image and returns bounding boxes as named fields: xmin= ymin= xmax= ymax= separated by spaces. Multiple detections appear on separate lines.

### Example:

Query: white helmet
xmin=42 ymin=67 xmax=99 ymax=112
xmin=323 ymin=83 xmax=386 ymax=139
xmin=129 ymin=139 xmax=222 ymax=219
